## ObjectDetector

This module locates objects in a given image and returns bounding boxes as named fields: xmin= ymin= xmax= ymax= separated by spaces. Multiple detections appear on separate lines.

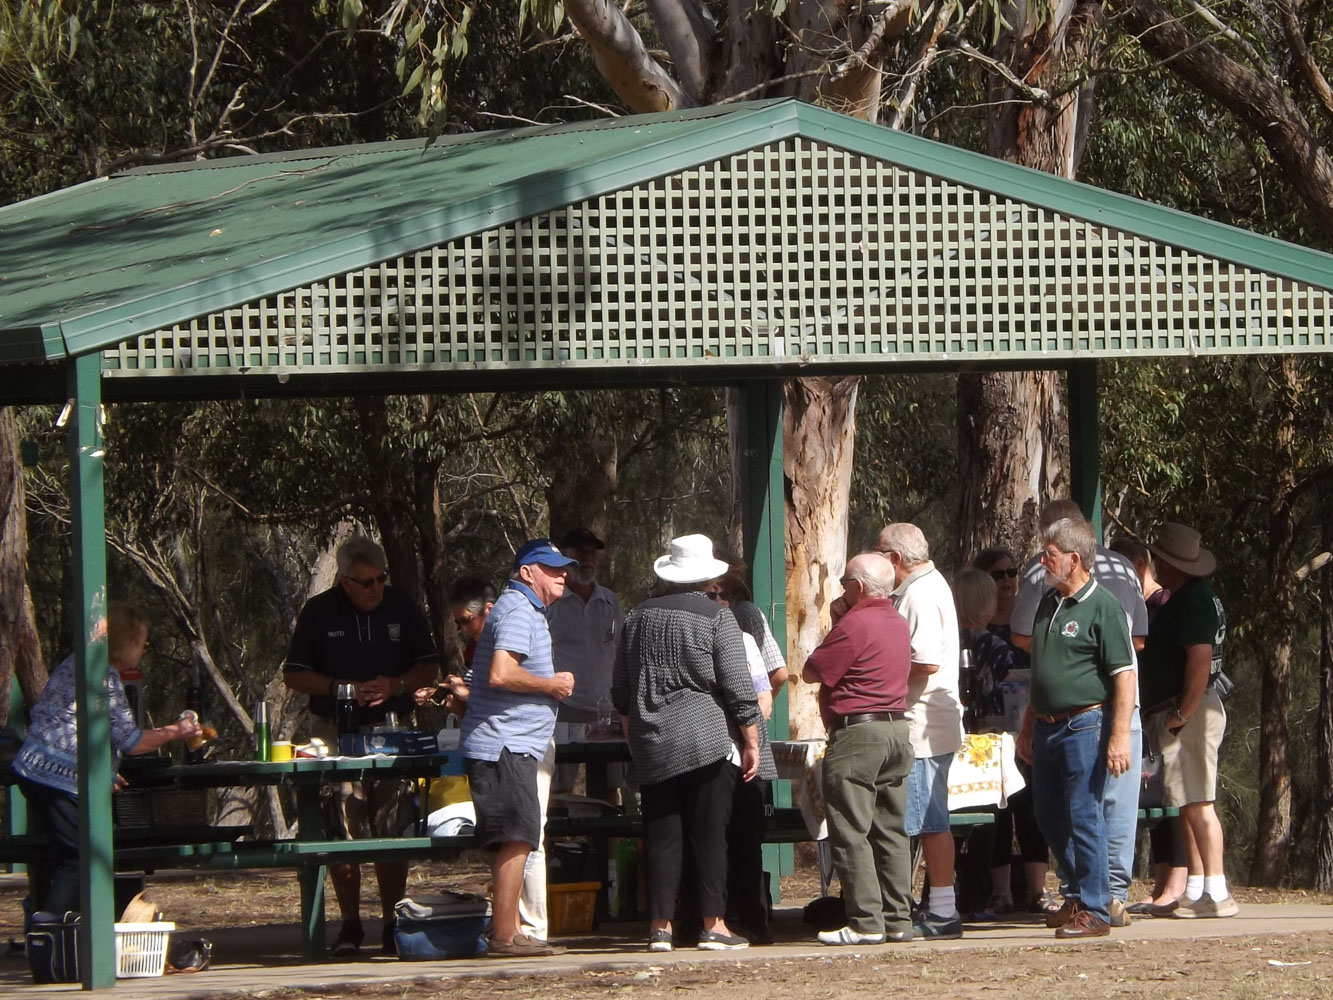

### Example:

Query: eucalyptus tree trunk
xmin=1250 ymin=356 xmax=1301 ymax=885
xmin=958 ymin=1 xmax=1094 ymax=561
xmin=783 ymin=377 xmax=859 ymax=739
xmin=1315 ymin=478 xmax=1333 ymax=890
xmin=0 ymin=407 xmax=46 ymax=719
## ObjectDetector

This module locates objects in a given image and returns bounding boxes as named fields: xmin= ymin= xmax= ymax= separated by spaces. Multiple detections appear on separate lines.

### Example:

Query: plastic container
xmin=114 ymin=921 xmax=175 ymax=978
xmin=547 ymin=881 xmax=600 ymax=935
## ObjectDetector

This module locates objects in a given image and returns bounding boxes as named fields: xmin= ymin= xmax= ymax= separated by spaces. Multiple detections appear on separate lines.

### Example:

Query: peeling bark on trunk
xmin=720 ymin=1 xmax=783 ymax=101
xmin=1314 ymin=478 xmax=1333 ymax=890
xmin=956 ymin=372 xmax=1068 ymax=562
xmin=783 ymin=376 xmax=860 ymax=740
xmin=1250 ymin=357 xmax=1300 ymax=886
xmin=0 ymin=407 xmax=45 ymax=720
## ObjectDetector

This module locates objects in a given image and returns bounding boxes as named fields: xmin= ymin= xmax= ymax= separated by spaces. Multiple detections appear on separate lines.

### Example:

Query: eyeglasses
xmin=989 ymin=567 xmax=1019 ymax=580
xmin=344 ymin=572 xmax=388 ymax=589
xmin=454 ymin=614 xmax=477 ymax=628
xmin=703 ymin=590 xmax=722 ymax=601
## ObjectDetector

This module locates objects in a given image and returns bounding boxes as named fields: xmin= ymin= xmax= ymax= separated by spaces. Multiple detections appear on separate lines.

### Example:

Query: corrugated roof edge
xmin=115 ymin=100 xmax=789 ymax=176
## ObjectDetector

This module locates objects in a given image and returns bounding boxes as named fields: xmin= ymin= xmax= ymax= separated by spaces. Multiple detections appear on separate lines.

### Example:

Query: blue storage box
xmin=393 ymin=893 xmax=490 ymax=960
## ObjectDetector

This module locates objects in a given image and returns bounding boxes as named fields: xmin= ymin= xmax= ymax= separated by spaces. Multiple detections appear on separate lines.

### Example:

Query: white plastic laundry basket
xmin=114 ymin=921 xmax=174 ymax=978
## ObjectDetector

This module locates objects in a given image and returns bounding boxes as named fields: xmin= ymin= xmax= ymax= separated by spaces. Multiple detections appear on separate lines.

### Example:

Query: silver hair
xmin=336 ymin=536 xmax=387 ymax=575
xmin=1043 ymin=517 xmax=1095 ymax=567
xmin=878 ymin=522 xmax=930 ymax=565
xmin=845 ymin=554 xmax=896 ymax=598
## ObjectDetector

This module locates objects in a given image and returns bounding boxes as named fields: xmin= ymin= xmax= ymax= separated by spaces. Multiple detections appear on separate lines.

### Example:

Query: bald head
xmin=844 ymin=553 xmax=896 ymax=601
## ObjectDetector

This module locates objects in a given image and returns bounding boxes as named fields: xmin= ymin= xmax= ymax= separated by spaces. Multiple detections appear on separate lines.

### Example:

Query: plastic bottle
xmin=596 ymin=693 xmax=616 ymax=740
xmin=612 ymin=839 xmax=639 ymax=919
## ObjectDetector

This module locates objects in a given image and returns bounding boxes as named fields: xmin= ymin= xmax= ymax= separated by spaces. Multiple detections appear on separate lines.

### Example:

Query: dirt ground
xmin=4 ymin=864 xmax=1333 ymax=999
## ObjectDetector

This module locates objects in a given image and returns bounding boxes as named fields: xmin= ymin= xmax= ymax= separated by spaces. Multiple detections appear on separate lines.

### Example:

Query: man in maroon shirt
xmin=802 ymin=553 xmax=914 ymax=945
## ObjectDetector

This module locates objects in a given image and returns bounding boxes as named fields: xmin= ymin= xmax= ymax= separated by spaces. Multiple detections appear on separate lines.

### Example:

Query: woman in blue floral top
xmin=14 ymin=601 xmax=201 ymax=916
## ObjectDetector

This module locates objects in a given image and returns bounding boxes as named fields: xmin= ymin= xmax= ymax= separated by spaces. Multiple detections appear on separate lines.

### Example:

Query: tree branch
xmin=1108 ymin=0 xmax=1333 ymax=236
xmin=563 ymin=0 xmax=689 ymax=110
xmin=646 ymin=0 xmax=717 ymax=102
xmin=1276 ymin=0 xmax=1333 ymax=118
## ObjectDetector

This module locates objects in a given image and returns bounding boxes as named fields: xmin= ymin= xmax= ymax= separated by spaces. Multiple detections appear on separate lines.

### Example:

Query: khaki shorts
xmin=310 ymin=720 xmax=416 ymax=840
xmin=1157 ymin=687 xmax=1226 ymax=807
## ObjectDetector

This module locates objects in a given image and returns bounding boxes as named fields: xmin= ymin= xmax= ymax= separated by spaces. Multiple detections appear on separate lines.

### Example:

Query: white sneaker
xmin=817 ymin=926 xmax=886 ymax=946
xmin=1173 ymin=894 xmax=1239 ymax=918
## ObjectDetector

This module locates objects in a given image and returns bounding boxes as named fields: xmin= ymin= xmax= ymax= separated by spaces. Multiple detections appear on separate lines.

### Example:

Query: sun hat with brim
xmin=1147 ymin=522 xmax=1217 ymax=577
xmin=513 ymin=538 xmax=578 ymax=570
xmin=653 ymin=534 xmax=730 ymax=585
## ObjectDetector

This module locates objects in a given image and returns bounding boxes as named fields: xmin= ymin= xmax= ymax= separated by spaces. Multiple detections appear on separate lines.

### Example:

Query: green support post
xmin=738 ymin=379 xmax=791 ymax=894
xmin=67 ymin=354 xmax=116 ymax=989
xmin=1068 ymin=361 xmax=1102 ymax=540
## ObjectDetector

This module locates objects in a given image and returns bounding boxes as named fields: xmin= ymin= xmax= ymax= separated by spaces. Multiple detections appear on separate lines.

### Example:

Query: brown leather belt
xmin=1036 ymin=702 xmax=1103 ymax=724
xmin=832 ymin=711 xmax=906 ymax=731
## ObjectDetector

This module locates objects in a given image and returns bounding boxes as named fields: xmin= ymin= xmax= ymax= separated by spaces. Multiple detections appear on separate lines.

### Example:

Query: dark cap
xmin=559 ymin=527 xmax=605 ymax=550
xmin=513 ymin=538 xmax=578 ymax=570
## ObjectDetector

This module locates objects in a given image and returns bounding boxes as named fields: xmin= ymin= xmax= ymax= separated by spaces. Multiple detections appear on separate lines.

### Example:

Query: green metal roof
xmin=3 ymin=99 xmax=1332 ymax=389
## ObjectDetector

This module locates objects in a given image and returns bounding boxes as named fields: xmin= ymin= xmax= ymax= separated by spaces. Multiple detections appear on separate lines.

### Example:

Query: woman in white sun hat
xmin=612 ymin=533 xmax=771 ymax=953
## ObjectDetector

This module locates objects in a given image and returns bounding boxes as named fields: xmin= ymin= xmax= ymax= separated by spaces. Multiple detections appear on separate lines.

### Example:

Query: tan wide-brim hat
xmin=1147 ymin=522 xmax=1217 ymax=577
xmin=653 ymin=533 xmax=730 ymax=585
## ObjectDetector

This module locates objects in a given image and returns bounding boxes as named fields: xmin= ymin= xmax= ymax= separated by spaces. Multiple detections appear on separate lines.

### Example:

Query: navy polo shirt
xmin=285 ymin=584 xmax=436 ymax=726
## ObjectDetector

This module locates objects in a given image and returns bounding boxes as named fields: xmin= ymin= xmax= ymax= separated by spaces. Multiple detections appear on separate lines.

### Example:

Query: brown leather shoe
xmin=1054 ymin=910 xmax=1110 ymax=939
xmin=1045 ymin=900 xmax=1078 ymax=929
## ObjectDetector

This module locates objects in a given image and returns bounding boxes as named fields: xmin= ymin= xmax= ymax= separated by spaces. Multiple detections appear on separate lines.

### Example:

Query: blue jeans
xmin=1103 ymin=709 xmax=1142 ymax=902
xmin=1033 ymin=706 xmax=1110 ymax=923
xmin=1053 ymin=709 xmax=1141 ymax=904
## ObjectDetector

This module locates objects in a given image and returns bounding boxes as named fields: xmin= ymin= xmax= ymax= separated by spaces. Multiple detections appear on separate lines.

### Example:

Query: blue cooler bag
xmin=394 ymin=893 xmax=490 ymax=959
xmin=26 ymin=911 xmax=81 ymax=984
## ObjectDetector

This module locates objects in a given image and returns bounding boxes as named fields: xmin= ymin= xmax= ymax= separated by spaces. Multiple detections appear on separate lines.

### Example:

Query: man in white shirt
xmin=548 ymin=528 xmax=625 ymax=797
xmin=877 ymin=522 xmax=965 ymax=939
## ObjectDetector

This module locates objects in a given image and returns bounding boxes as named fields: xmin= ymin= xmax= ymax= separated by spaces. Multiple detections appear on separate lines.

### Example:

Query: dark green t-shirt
xmin=1030 ymin=579 xmax=1135 ymax=717
xmin=1140 ymin=576 xmax=1224 ymax=709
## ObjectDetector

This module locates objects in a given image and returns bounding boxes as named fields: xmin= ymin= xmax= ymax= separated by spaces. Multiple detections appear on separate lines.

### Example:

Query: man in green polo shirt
xmin=1140 ymin=522 xmax=1237 ymax=918
xmin=1017 ymin=517 xmax=1135 ymax=939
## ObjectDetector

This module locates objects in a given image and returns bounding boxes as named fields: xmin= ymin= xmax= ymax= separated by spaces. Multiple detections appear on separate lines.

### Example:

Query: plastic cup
xmin=269 ymin=740 xmax=294 ymax=762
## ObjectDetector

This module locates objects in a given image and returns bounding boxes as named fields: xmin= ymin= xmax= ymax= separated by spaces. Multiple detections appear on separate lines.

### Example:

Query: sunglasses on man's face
xmin=989 ymin=567 xmax=1019 ymax=580
xmin=344 ymin=572 xmax=388 ymax=589
xmin=703 ymin=590 xmax=728 ymax=601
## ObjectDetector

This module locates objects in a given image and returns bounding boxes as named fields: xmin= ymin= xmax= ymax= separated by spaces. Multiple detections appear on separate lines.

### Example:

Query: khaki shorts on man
xmin=1156 ymin=688 xmax=1225 ymax=807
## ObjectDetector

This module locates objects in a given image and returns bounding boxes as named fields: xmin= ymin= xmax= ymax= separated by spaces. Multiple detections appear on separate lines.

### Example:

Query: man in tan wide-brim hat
xmin=1140 ymin=522 xmax=1237 ymax=918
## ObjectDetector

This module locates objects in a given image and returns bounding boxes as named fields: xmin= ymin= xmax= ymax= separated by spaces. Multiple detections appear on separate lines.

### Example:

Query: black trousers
xmin=725 ymin=777 xmax=772 ymax=936
xmin=17 ymin=777 xmax=81 ymax=916
xmin=642 ymin=759 xmax=737 ymax=921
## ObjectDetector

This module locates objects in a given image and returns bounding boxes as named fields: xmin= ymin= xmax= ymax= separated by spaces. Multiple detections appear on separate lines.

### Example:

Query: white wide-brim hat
xmin=653 ymin=533 xmax=730 ymax=585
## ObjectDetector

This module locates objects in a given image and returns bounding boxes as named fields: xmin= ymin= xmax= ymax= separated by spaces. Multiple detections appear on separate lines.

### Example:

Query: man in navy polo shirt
xmin=284 ymin=535 xmax=440 ymax=955
xmin=462 ymin=539 xmax=577 ymax=957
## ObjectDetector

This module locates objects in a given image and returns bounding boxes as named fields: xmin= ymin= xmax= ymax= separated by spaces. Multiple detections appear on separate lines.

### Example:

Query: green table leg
xmin=297 ymin=785 xmax=326 ymax=959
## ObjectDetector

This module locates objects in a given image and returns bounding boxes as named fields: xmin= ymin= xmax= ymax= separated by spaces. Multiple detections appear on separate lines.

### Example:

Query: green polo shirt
xmin=1030 ymin=578 xmax=1135 ymax=717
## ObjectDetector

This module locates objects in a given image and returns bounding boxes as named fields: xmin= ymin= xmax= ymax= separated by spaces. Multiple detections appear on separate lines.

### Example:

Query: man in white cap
xmin=613 ymin=533 xmax=770 ymax=952
xmin=1140 ymin=522 xmax=1237 ymax=918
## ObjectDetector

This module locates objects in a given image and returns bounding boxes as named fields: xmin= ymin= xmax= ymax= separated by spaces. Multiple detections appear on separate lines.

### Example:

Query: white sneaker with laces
xmin=817 ymin=926 xmax=886 ymax=946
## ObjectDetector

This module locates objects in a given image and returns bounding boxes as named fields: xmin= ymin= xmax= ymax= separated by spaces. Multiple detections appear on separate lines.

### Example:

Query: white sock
xmin=1184 ymin=875 xmax=1204 ymax=901
xmin=1204 ymin=875 xmax=1229 ymax=901
xmin=928 ymin=886 xmax=957 ymax=919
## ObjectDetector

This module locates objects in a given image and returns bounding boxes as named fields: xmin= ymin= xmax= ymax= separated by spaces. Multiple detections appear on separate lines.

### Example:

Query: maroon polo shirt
xmin=803 ymin=597 xmax=911 ymax=718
